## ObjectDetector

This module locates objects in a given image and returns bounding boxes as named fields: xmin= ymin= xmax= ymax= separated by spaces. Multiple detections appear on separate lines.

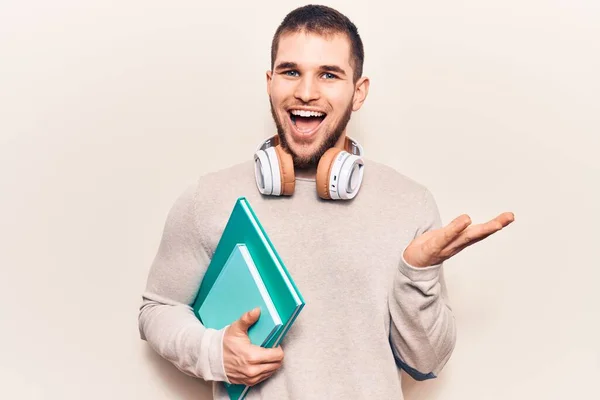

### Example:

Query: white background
xmin=1 ymin=0 xmax=598 ymax=399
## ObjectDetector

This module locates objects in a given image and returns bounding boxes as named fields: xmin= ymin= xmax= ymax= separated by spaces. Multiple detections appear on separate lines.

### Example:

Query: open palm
xmin=403 ymin=212 xmax=515 ymax=268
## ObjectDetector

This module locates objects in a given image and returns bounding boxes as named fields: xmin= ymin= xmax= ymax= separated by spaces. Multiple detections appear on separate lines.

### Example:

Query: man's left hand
xmin=403 ymin=212 xmax=515 ymax=268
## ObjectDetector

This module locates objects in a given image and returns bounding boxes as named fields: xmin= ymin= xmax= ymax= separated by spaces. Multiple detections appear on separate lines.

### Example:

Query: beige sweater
xmin=138 ymin=158 xmax=456 ymax=399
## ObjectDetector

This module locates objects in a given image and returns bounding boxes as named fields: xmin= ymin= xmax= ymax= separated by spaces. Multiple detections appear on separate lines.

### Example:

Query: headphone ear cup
xmin=254 ymin=149 xmax=273 ymax=195
xmin=315 ymin=147 xmax=343 ymax=200
xmin=274 ymin=145 xmax=295 ymax=196
xmin=335 ymin=153 xmax=364 ymax=200
xmin=264 ymin=147 xmax=283 ymax=196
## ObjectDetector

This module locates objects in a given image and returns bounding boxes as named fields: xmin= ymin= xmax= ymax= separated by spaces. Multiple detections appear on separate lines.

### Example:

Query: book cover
xmin=197 ymin=243 xmax=282 ymax=347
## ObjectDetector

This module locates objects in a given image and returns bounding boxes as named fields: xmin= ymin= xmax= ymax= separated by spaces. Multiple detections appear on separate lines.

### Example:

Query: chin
xmin=292 ymin=138 xmax=342 ymax=170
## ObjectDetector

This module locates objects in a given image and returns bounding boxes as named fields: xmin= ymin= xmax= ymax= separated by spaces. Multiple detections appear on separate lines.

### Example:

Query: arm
xmin=137 ymin=183 xmax=230 ymax=383
xmin=388 ymin=188 xmax=457 ymax=380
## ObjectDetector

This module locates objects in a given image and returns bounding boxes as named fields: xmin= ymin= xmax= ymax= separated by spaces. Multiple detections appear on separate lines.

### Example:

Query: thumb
xmin=235 ymin=307 xmax=261 ymax=334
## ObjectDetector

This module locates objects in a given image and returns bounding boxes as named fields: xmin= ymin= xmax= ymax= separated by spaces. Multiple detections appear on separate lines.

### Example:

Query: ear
xmin=266 ymin=70 xmax=273 ymax=97
xmin=352 ymin=76 xmax=370 ymax=111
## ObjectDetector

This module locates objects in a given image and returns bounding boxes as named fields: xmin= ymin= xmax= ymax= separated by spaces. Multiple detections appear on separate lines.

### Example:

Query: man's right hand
xmin=222 ymin=307 xmax=285 ymax=386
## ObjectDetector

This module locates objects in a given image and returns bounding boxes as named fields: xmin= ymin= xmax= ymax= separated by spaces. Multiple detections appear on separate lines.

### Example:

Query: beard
xmin=269 ymin=98 xmax=353 ymax=169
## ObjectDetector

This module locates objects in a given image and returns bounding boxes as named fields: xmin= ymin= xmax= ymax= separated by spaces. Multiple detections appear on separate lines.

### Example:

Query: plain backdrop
xmin=1 ymin=0 xmax=598 ymax=399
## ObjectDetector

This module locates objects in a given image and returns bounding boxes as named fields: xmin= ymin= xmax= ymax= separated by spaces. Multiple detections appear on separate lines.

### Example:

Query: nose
xmin=294 ymin=75 xmax=320 ymax=103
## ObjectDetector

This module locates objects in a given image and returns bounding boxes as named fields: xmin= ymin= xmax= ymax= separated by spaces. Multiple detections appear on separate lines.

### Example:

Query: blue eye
xmin=322 ymin=72 xmax=337 ymax=79
xmin=285 ymin=70 xmax=299 ymax=77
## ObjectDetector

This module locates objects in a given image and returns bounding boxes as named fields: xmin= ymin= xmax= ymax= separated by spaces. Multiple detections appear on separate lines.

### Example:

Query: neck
xmin=294 ymin=132 xmax=347 ymax=180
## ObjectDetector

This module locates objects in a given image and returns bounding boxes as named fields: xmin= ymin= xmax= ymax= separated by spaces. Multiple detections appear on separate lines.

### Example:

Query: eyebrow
xmin=320 ymin=65 xmax=347 ymax=76
xmin=274 ymin=61 xmax=299 ymax=71
xmin=274 ymin=61 xmax=347 ymax=77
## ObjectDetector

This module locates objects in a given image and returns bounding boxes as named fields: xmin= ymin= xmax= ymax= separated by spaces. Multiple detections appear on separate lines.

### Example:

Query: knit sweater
xmin=138 ymin=157 xmax=457 ymax=399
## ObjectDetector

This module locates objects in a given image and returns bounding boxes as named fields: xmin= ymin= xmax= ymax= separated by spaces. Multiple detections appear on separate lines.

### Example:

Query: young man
xmin=138 ymin=5 xmax=515 ymax=399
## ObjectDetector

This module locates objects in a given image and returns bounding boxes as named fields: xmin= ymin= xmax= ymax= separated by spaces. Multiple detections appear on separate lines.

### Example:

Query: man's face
xmin=267 ymin=31 xmax=368 ymax=168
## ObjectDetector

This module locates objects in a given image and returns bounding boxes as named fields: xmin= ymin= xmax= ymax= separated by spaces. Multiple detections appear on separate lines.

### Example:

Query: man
xmin=138 ymin=4 xmax=515 ymax=399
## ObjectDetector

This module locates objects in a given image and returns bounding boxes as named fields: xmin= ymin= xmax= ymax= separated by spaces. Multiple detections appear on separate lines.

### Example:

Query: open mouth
xmin=288 ymin=109 xmax=327 ymax=136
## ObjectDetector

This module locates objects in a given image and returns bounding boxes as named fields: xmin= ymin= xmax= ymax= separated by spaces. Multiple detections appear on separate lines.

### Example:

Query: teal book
xmin=198 ymin=244 xmax=283 ymax=346
xmin=192 ymin=197 xmax=306 ymax=400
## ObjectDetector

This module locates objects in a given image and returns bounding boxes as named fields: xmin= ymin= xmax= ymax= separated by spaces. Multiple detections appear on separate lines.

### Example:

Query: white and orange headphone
xmin=253 ymin=135 xmax=365 ymax=200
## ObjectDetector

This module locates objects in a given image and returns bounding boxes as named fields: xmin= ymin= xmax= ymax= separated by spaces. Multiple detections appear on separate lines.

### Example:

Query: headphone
xmin=253 ymin=135 xmax=365 ymax=200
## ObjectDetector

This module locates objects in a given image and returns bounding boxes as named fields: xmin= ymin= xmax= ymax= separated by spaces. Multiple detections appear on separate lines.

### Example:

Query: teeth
xmin=290 ymin=109 xmax=325 ymax=117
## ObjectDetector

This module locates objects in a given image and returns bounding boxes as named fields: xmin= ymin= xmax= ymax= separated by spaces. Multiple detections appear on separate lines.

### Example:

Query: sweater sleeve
xmin=388 ymin=188 xmax=457 ymax=381
xmin=137 ymin=183 xmax=230 ymax=383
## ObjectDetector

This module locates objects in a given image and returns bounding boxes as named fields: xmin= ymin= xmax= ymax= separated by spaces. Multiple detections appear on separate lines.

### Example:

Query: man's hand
xmin=403 ymin=212 xmax=515 ymax=268
xmin=222 ymin=307 xmax=284 ymax=386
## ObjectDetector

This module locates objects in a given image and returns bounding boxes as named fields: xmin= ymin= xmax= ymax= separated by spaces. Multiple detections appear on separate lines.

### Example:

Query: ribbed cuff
xmin=197 ymin=326 xmax=230 ymax=383
xmin=398 ymin=244 xmax=442 ymax=282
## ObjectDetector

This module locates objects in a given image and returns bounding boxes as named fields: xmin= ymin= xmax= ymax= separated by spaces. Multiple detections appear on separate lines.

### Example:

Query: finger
xmin=240 ymin=361 xmax=281 ymax=382
xmin=436 ymin=214 xmax=472 ymax=249
xmin=245 ymin=362 xmax=282 ymax=386
xmin=229 ymin=363 xmax=278 ymax=387
xmin=247 ymin=345 xmax=284 ymax=364
xmin=495 ymin=211 xmax=515 ymax=228
xmin=450 ymin=230 xmax=490 ymax=255
xmin=447 ymin=217 xmax=507 ymax=252
xmin=253 ymin=361 xmax=282 ymax=376
xmin=234 ymin=307 xmax=261 ymax=333
xmin=250 ymin=368 xmax=279 ymax=386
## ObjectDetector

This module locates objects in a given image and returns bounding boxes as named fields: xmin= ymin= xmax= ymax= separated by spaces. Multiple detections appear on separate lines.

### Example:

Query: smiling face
xmin=267 ymin=30 xmax=369 ymax=169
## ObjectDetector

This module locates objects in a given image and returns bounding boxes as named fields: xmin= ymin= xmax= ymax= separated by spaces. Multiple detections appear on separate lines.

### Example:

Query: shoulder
xmin=165 ymin=160 xmax=256 ymax=214
xmin=362 ymin=157 xmax=432 ymax=200
xmin=182 ymin=159 xmax=260 ymax=220
xmin=359 ymin=158 xmax=443 ymax=229
xmin=160 ymin=160 xmax=258 ymax=246
xmin=186 ymin=159 xmax=253 ymax=192
xmin=187 ymin=159 xmax=257 ymax=204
